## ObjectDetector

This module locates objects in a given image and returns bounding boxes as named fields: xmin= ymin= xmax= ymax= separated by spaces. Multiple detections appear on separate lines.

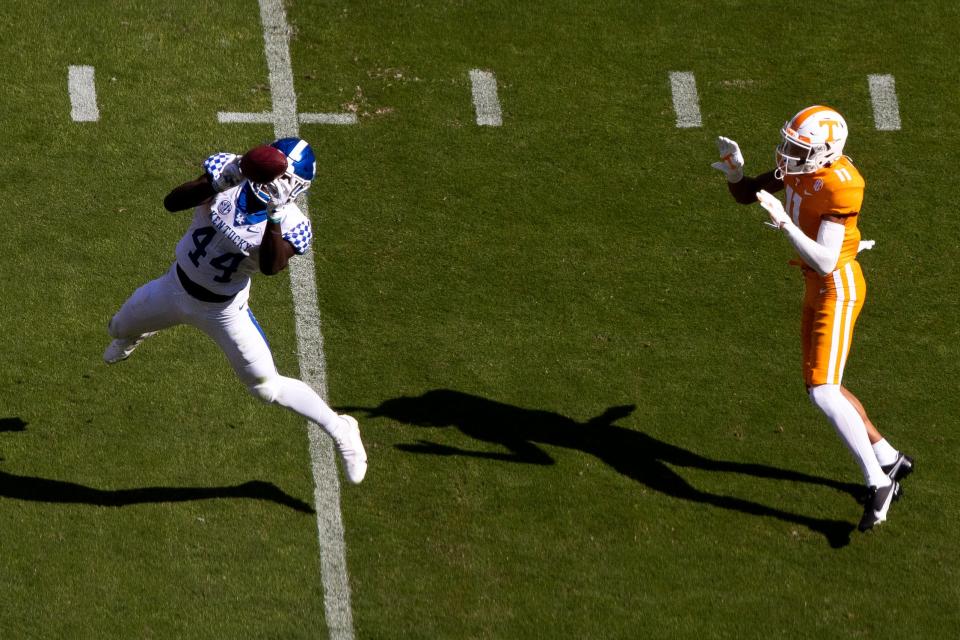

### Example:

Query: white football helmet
xmin=775 ymin=106 xmax=848 ymax=177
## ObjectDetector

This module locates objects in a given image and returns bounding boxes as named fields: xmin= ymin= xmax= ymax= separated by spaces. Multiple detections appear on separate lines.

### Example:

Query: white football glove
xmin=711 ymin=136 xmax=744 ymax=183
xmin=858 ymin=240 xmax=876 ymax=253
xmin=264 ymin=178 xmax=296 ymax=223
xmin=756 ymin=189 xmax=791 ymax=230
xmin=211 ymin=158 xmax=244 ymax=192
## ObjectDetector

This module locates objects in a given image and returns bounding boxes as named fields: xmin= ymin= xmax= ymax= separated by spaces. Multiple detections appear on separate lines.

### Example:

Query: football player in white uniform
xmin=104 ymin=138 xmax=367 ymax=484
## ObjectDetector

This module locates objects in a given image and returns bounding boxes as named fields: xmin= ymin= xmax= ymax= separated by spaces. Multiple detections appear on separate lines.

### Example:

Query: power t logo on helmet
xmin=775 ymin=106 xmax=848 ymax=178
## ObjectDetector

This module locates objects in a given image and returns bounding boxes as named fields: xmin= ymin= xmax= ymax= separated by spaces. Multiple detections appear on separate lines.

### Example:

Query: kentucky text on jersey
xmin=172 ymin=152 xmax=314 ymax=298
xmin=210 ymin=209 xmax=253 ymax=253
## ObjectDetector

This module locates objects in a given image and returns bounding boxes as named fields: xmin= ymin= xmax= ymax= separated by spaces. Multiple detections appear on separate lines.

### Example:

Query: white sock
xmin=268 ymin=376 xmax=347 ymax=438
xmin=809 ymin=385 xmax=890 ymax=488
xmin=872 ymin=438 xmax=899 ymax=467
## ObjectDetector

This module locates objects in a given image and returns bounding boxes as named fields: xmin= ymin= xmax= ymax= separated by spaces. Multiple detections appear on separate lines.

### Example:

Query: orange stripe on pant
xmin=801 ymin=261 xmax=866 ymax=386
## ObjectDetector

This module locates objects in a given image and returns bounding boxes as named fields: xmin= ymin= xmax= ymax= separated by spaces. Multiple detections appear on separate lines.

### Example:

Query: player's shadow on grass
xmin=0 ymin=417 xmax=28 ymax=433
xmin=0 ymin=417 xmax=312 ymax=513
xmin=350 ymin=390 xmax=860 ymax=548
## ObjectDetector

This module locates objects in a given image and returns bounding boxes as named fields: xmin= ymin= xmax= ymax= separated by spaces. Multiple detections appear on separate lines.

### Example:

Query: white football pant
xmin=108 ymin=264 xmax=343 ymax=433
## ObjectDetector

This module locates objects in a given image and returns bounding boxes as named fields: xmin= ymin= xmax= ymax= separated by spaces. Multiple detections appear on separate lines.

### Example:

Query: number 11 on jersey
xmin=784 ymin=186 xmax=802 ymax=225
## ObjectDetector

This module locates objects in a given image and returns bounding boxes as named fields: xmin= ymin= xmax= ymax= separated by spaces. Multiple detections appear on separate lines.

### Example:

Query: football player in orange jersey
xmin=712 ymin=106 xmax=912 ymax=532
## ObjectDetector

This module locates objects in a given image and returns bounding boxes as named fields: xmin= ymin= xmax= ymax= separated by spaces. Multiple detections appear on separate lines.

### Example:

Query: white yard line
xmin=68 ymin=65 xmax=100 ymax=122
xmin=300 ymin=112 xmax=358 ymax=125
xmin=218 ymin=111 xmax=276 ymax=124
xmin=255 ymin=1 xmax=356 ymax=638
xmin=867 ymin=74 xmax=902 ymax=131
xmin=668 ymin=71 xmax=702 ymax=128
xmin=469 ymin=69 xmax=503 ymax=126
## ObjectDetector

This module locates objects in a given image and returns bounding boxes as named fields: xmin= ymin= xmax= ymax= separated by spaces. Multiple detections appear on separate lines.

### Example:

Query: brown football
xmin=240 ymin=145 xmax=288 ymax=183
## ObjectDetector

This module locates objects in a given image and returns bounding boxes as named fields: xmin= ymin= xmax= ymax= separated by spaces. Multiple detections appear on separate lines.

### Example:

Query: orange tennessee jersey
xmin=781 ymin=156 xmax=864 ymax=272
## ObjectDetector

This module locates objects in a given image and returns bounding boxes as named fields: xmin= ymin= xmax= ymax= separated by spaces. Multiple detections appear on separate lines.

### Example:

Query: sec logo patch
xmin=814 ymin=179 xmax=824 ymax=192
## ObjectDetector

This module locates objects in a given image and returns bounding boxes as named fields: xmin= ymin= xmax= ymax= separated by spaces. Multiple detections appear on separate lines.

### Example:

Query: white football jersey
xmin=174 ymin=153 xmax=313 ymax=297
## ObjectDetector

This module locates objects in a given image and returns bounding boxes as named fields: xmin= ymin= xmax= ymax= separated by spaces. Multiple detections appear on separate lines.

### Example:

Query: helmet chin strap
xmin=775 ymin=146 xmax=820 ymax=179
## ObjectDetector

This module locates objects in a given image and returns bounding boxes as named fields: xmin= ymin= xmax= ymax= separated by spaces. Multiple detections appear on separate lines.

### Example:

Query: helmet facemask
xmin=251 ymin=166 xmax=312 ymax=205
xmin=249 ymin=137 xmax=316 ymax=206
xmin=776 ymin=128 xmax=819 ymax=176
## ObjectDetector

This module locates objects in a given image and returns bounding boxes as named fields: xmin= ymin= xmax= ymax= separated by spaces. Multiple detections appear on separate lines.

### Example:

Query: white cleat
xmin=334 ymin=414 xmax=367 ymax=485
xmin=103 ymin=332 xmax=157 ymax=364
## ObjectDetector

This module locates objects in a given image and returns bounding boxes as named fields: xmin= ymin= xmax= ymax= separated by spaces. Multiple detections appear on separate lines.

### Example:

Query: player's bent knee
xmin=249 ymin=378 xmax=281 ymax=404
xmin=808 ymin=383 xmax=840 ymax=411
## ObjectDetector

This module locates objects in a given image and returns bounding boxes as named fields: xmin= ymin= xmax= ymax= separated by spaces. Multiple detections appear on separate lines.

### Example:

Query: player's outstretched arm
xmin=163 ymin=175 xmax=217 ymax=212
xmin=728 ymin=170 xmax=783 ymax=204
xmin=711 ymin=136 xmax=784 ymax=204
xmin=259 ymin=221 xmax=296 ymax=275
xmin=165 ymin=153 xmax=245 ymax=212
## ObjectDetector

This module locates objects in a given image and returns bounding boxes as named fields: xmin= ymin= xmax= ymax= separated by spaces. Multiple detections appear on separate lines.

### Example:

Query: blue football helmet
xmin=251 ymin=137 xmax=316 ymax=204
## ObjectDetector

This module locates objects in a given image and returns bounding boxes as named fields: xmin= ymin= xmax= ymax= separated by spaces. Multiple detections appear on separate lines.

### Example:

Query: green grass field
xmin=2 ymin=1 xmax=959 ymax=638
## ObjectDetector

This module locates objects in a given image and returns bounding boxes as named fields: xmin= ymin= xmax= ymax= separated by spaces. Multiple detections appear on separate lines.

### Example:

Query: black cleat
xmin=882 ymin=453 xmax=914 ymax=483
xmin=858 ymin=481 xmax=899 ymax=532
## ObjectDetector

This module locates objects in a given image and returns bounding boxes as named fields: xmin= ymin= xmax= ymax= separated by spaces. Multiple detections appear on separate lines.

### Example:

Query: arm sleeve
xmin=729 ymin=170 xmax=784 ymax=204
xmin=782 ymin=219 xmax=845 ymax=276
